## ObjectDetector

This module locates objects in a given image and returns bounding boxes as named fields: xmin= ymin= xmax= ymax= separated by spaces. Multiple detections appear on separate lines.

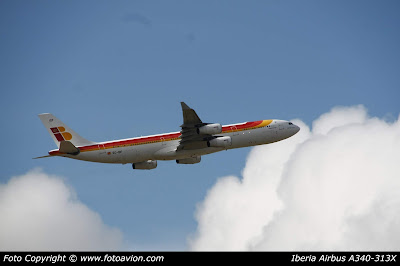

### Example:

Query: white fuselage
xmin=49 ymin=119 xmax=300 ymax=164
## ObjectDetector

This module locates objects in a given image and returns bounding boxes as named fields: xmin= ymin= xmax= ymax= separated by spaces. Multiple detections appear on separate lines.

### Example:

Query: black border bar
xmin=1 ymin=252 xmax=399 ymax=264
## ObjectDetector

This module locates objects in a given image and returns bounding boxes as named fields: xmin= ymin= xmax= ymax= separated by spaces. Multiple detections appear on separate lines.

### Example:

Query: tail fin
xmin=38 ymin=113 xmax=95 ymax=148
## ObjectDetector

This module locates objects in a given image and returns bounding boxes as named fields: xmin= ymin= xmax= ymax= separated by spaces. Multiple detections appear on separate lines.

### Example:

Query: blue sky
xmin=1 ymin=0 xmax=399 ymax=250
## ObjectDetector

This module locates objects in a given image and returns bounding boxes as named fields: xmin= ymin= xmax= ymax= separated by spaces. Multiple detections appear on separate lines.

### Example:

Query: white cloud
xmin=190 ymin=105 xmax=400 ymax=251
xmin=0 ymin=169 xmax=123 ymax=251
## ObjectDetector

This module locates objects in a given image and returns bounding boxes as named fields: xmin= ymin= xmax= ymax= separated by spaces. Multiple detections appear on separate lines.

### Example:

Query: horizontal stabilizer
xmin=33 ymin=155 xmax=53 ymax=159
xmin=59 ymin=141 xmax=80 ymax=155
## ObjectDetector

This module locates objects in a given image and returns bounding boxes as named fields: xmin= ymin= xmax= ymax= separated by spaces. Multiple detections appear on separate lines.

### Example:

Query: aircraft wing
xmin=181 ymin=102 xmax=203 ymax=127
xmin=178 ymin=102 xmax=213 ymax=150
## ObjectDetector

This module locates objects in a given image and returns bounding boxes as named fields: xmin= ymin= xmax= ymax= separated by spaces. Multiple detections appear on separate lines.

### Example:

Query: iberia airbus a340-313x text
xmin=35 ymin=102 xmax=300 ymax=170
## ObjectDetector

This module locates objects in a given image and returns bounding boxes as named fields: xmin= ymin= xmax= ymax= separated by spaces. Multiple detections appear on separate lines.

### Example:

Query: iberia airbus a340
xmin=35 ymin=102 xmax=300 ymax=170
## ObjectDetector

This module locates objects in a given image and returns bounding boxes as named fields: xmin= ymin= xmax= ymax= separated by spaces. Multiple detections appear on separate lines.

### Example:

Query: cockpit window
xmin=288 ymin=122 xmax=293 ymax=125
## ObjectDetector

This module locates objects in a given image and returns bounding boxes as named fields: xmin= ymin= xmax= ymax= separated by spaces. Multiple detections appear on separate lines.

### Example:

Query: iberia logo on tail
xmin=50 ymin=127 xmax=72 ymax=142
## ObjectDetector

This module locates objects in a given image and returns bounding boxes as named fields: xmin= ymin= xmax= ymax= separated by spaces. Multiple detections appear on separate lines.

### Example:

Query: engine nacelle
xmin=132 ymin=160 xmax=157 ymax=170
xmin=197 ymin=123 xmax=222 ymax=135
xmin=207 ymin=136 xmax=232 ymax=148
xmin=176 ymin=156 xmax=201 ymax=164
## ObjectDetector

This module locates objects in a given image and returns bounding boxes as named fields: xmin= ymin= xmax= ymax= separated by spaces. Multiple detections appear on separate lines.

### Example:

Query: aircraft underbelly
xmin=153 ymin=140 xmax=223 ymax=160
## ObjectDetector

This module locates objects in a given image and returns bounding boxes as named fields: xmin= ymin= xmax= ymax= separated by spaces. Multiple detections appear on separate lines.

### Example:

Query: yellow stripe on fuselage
xmin=258 ymin=120 xmax=273 ymax=127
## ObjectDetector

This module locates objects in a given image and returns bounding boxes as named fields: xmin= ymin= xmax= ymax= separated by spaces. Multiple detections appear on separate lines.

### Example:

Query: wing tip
xmin=181 ymin=102 xmax=190 ymax=110
xmin=38 ymin=113 xmax=51 ymax=117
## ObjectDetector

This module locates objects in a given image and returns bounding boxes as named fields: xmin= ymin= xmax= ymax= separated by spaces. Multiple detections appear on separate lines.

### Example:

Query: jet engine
xmin=132 ymin=160 xmax=157 ymax=170
xmin=176 ymin=156 xmax=201 ymax=164
xmin=197 ymin=123 xmax=222 ymax=135
xmin=207 ymin=136 xmax=232 ymax=148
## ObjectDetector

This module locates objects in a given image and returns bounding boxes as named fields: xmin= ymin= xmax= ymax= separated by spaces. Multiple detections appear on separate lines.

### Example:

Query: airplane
xmin=35 ymin=102 xmax=300 ymax=170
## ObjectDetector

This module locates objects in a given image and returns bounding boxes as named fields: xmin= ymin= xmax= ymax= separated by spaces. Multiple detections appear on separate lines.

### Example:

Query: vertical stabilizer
xmin=38 ymin=113 xmax=95 ymax=148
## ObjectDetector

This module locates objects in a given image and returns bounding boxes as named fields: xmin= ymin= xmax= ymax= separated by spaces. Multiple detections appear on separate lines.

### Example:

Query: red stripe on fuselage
xmin=221 ymin=120 xmax=262 ymax=131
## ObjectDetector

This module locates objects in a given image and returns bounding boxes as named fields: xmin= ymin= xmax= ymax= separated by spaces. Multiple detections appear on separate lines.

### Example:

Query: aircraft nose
xmin=294 ymin=124 xmax=300 ymax=134
xmin=288 ymin=121 xmax=300 ymax=135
